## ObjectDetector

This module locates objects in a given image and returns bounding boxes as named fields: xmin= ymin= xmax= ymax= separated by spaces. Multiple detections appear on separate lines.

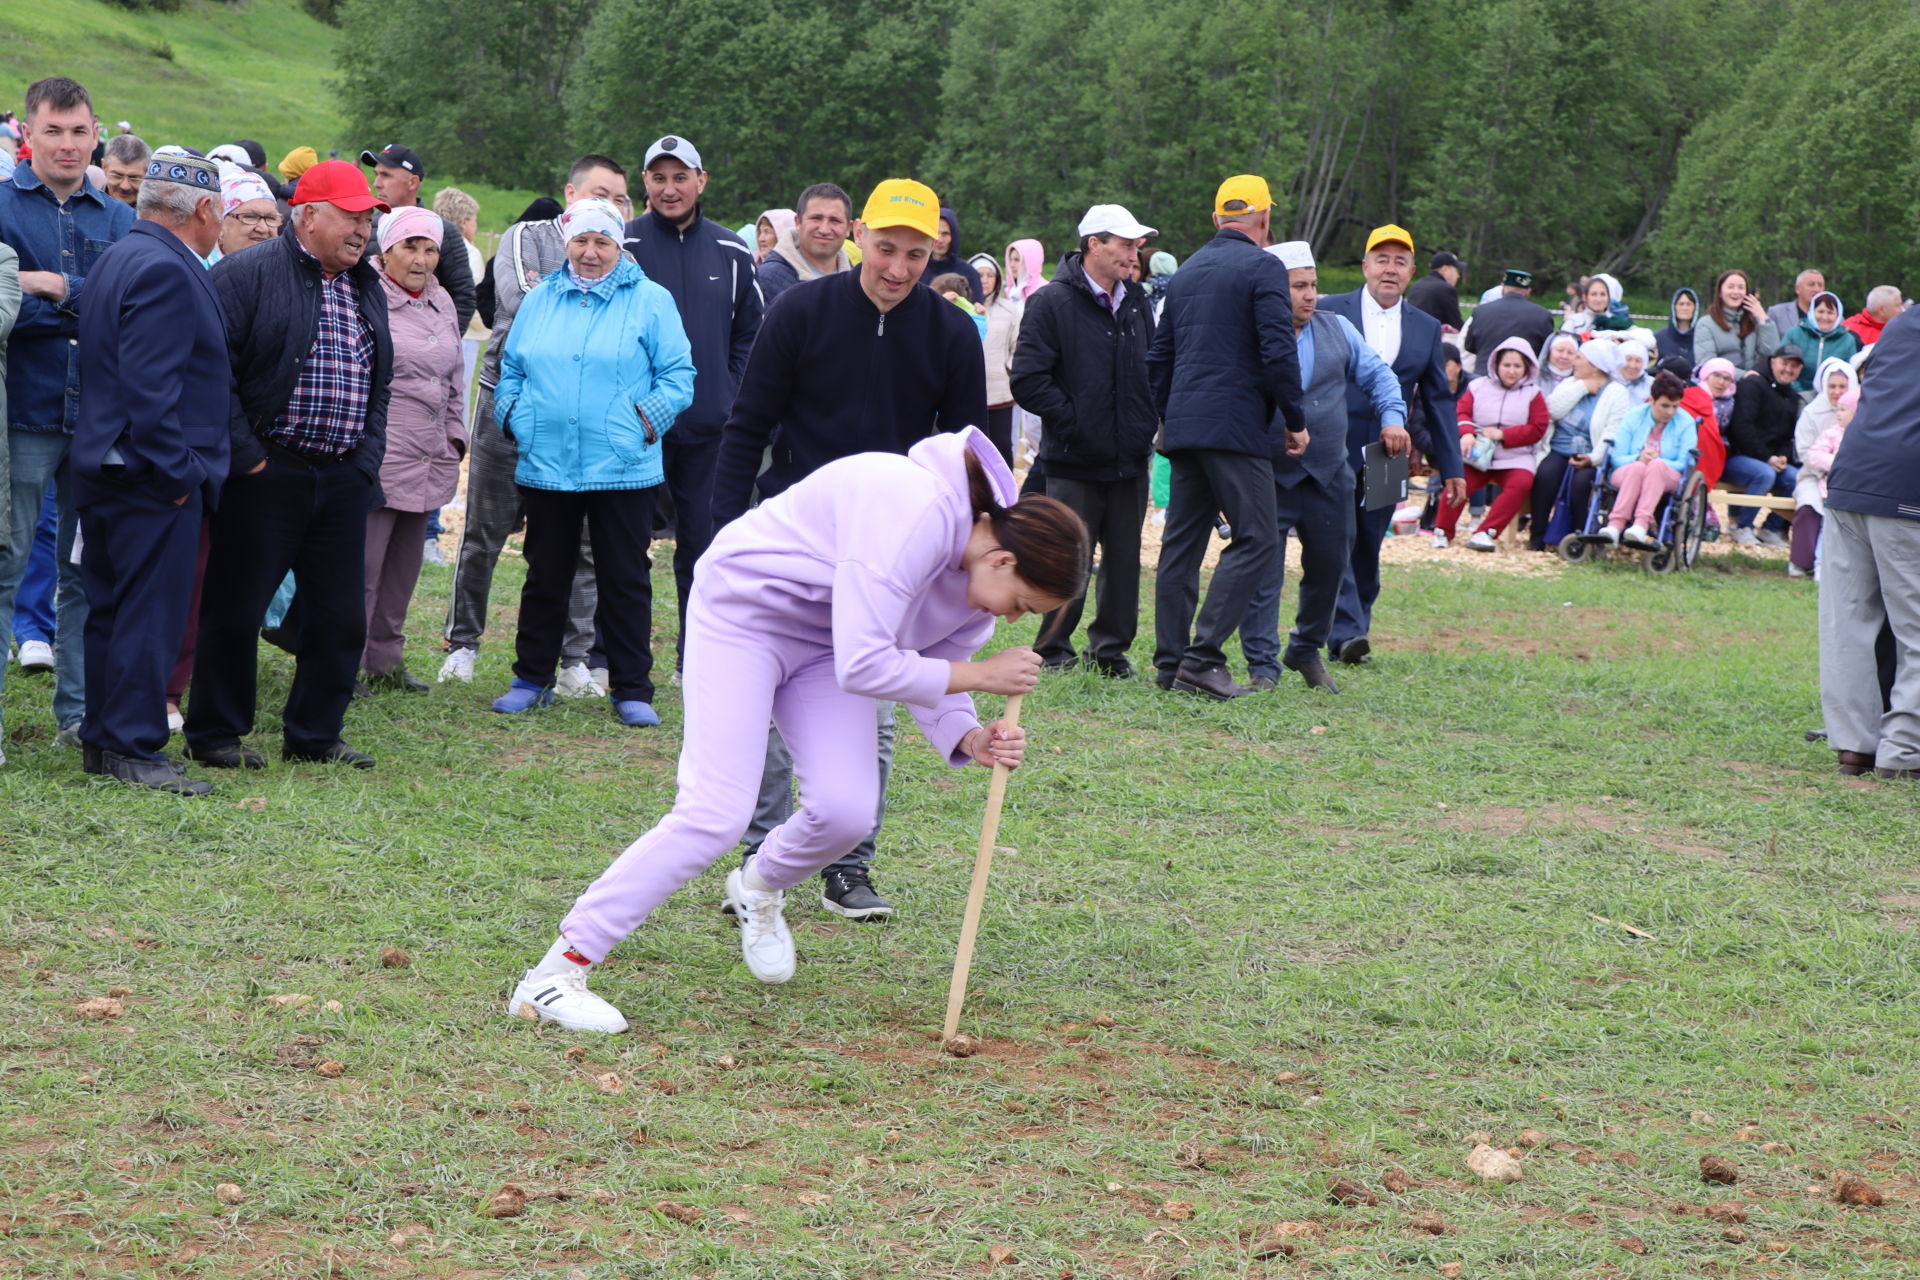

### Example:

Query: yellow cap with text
xmin=1214 ymin=175 xmax=1272 ymax=216
xmin=860 ymin=179 xmax=942 ymax=239
xmin=1364 ymin=224 xmax=1415 ymax=255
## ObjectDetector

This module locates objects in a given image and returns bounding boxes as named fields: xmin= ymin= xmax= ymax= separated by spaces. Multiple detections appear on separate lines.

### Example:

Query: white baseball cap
xmin=644 ymin=135 xmax=703 ymax=171
xmin=1266 ymin=241 xmax=1315 ymax=270
xmin=1077 ymin=203 xmax=1157 ymax=239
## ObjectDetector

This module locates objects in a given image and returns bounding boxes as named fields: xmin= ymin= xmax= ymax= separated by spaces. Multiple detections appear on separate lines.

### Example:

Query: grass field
xmin=2 ymin=540 xmax=1915 ymax=1278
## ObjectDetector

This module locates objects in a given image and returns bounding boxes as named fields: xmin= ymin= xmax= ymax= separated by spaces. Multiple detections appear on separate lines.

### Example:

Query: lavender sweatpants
xmin=560 ymin=595 xmax=888 ymax=962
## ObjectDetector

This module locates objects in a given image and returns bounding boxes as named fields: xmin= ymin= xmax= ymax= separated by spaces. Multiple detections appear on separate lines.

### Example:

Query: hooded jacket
xmin=918 ymin=208 xmax=983 ymax=303
xmin=1008 ymin=251 xmax=1157 ymax=482
xmin=753 ymin=208 xmax=794 ymax=265
xmin=1561 ymin=273 xmax=1632 ymax=334
xmin=1783 ymin=291 xmax=1860 ymax=392
xmin=1655 ymin=288 xmax=1698 ymax=367
xmin=1005 ymin=239 xmax=1045 ymax=304
xmin=1455 ymin=335 xmax=1548 ymax=471
xmin=970 ymin=251 xmax=1020 ymax=406
xmin=756 ymin=225 xmax=852 ymax=307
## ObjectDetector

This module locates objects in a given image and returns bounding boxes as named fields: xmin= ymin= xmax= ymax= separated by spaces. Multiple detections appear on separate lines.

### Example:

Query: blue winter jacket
xmin=1605 ymin=404 xmax=1697 ymax=473
xmin=0 ymin=162 xmax=134 ymax=433
xmin=494 ymin=258 xmax=696 ymax=492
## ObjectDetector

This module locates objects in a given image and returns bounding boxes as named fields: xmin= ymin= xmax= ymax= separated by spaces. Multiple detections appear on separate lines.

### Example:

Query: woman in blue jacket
xmin=491 ymin=199 xmax=696 ymax=725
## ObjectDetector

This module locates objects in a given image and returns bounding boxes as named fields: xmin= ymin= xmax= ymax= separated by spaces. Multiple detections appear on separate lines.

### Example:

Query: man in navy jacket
xmin=621 ymin=135 xmax=762 ymax=669
xmin=1318 ymin=224 xmax=1464 ymax=665
xmin=71 ymin=153 xmax=231 ymax=794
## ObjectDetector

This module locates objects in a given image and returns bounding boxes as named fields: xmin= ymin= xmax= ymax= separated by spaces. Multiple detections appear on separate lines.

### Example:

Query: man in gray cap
xmin=71 ymin=152 xmax=231 ymax=794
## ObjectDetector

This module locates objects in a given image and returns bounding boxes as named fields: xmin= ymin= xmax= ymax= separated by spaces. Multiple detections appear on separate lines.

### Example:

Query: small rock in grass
xmin=987 ymin=1244 xmax=1018 ymax=1265
xmin=107 ymin=986 xmax=132 ymax=998
xmin=509 ymin=1100 xmax=532 ymax=1113
xmin=796 ymin=1192 xmax=831 ymax=1206
xmin=1721 ymin=1226 xmax=1748 ymax=1244
xmin=1834 ymin=1174 xmax=1886 ymax=1207
xmin=1466 ymin=1144 xmax=1522 ymax=1183
xmin=649 ymin=1078 xmax=676 ymax=1096
xmin=215 ymin=1183 xmax=246 ymax=1206
xmin=323 ymin=1000 xmax=342 ymax=1012
xmin=1464 ymin=1129 xmax=1492 ymax=1145
xmin=654 ymin=1200 xmax=702 ymax=1223
xmin=1160 ymin=1200 xmax=1193 ymax=1221
xmin=314 ymin=1060 xmax=345 ymax=1078
xmin=717 ymin=1054 xmax=738 ymax=1069
xmin=1309 ymin=724 xmax=1327 ymax=735
xmin=1274 ymin=1071 xmax=1305 ymax=1084
xmin=1327 ymin=1176 xmax=1377 ymax=1206
xmin=1408 ymin=1211 xmax=1449 ymax=1235
xmin=1090 ymin=1013 xmax=1117 ymax=1028
xmin=1763 ymin=1240 xmax=1789 ymax=1253
xmin=1705 ymin=1202 xmax=1747 ymax=1223
xmin=1733 ymin=1125 xmax=1763 ymax=1141
xmin=1251 ymin=1222 xmax=1318 ymax=1259
xmin=512 ymin=1001 xmax=538 ymax=1020
xmin=1439 ymin=1265 xmax=1462 ymax=1279
xmin=379 ymin=946 xmax=410 ymax=969
xmin=265 ymin=993 xmax=312 ymax=1010
xmin=75 ymin=997 xmax=123 ymax=1019
xmin=943 ymin=1034 xmax=980 ymax=1058
xmin=482 ymin=1183 xmax=527 ymax=1218
xmin=1381 ymin=1167 xmax=1414 ymax=1194
xmin=1616 ymin=1236 xmax=1647 ymax=1255
xmin=593 ymin=1072 xmax=624 ymax=1096
xmin=1689 ymin=1110 xmax=1716 ymax=1126
xmin=564 ymin=1045 xmax=587 ymax=1062
xmin=1516 ymin=1128 xmax=1547 ymax=1147
xmin=1699 ymin=1155 xmax=1739 ymax=1185
xmin=1760 ymin=1141 xmax=1793 ymax=1155
xmin=1003 ymin=1099 xmax=1028 ymax=1114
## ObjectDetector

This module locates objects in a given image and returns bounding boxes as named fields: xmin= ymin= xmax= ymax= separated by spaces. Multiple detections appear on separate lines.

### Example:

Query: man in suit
xmin=1239 ymin=241 xmax=1405 ymax=694
xmin=1320 ymin=225 xmax=1464 ymax=665
xmin=1462 ymin=268 xmax=1555 ymax=373
xmin=72 ymin=153 xmax=231 ymax=794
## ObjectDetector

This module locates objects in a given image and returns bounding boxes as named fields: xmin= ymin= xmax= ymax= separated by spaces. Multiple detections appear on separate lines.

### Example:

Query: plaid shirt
xmin=267 ymin=247 xmax=375 ymax=458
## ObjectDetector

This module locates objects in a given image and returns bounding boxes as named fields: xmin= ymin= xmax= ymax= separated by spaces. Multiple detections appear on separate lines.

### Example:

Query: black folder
xmin=1360 ymin=442 xmax=1409 ymax=511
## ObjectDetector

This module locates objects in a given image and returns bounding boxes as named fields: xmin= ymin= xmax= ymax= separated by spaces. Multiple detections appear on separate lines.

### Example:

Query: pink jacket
xmin=1806 ymin=422 xmax=1847 ymax=497
xmin=376 ymin=271 xmax=467 ymax=512
xmin=695 ymin=427 xmax=1011 ymax=765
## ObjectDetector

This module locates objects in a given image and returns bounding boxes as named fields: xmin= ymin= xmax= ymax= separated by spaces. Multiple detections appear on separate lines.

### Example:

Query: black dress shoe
xmin=1248 ymin=674 xmax=1279 ymax=692
xmin=364 ymin=667 xmax=430 ymax=693
xmin=284 ymin=740 xmax=376 ymax=769
xmin=185 ymin=741 xmax=268 ymax=770
xmin=86 ymin=748 xmax=212 ymax=796
xmin=821 ymin=867 xmax=895 ymax=921
xmin=1334 ymin=637 xmax=1372 ymax=665
xmin=1154 ymin=668 xmax=1177 ymax=691
xmin=1171 ymin=662 xmax=1254 ymax=700
xmin=1837 ymin=750 xmax=1875 ymax=777
xmin=350 ymin=679 xmax=374 ymax=701
xmin=1284 ymin=655 xmax=1340 ymax=694
xmin=1039 ymin=654 xmax=1079 ymax=672
xmin=1089 ymin=657 xmax=1135 ymax=680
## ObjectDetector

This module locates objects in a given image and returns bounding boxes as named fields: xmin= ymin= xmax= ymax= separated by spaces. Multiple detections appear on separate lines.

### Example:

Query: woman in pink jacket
xmin=1435 ymin=335 xmax=1549 ymax=551
xmin=362 ymin=206 xmax=466 ymax=692
xmin=507 ymin=428 xmax=1089 ymax=1033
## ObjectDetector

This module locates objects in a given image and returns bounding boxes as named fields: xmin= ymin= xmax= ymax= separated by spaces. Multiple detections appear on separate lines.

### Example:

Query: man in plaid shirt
xmin=183 ymin=161 xmax=394 ymax=770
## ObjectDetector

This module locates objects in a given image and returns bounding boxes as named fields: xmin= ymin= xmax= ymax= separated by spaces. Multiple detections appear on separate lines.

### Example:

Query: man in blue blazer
xmin=71 ymin=153 xmax=231 ymax=794
xmin=1318 ymin=225 xmax=1466 ymax=665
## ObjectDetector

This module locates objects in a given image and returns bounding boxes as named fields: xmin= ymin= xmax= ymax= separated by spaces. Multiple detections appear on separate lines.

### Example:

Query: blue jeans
xmin=11 ymin=483 xmax=58 ymax=644
xmin=1 ymin=432 xmax=88 ymax=728
xmin=1721 ymin=454 xmax=1798 ymax=530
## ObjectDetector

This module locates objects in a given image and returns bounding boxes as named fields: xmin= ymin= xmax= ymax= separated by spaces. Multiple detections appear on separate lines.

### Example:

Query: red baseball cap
xmin=290 ymin=160 xmax=390 ymax=213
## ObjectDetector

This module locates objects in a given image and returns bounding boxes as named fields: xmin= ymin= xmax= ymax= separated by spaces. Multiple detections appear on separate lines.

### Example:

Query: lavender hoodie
xmin=695 ymin=425 xmax=1013 ymax=765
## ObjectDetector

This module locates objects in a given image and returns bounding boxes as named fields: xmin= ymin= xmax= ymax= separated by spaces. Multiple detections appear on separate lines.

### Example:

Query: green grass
xmin=3 ymin=544 xmax=1914 ymax=1277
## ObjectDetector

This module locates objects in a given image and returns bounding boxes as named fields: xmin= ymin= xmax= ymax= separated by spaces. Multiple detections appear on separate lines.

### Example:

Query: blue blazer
xmin=73 ymin=222 xmax=233 ymax=508
xmin=1318 ymin=288 xmax=1462 ymax=480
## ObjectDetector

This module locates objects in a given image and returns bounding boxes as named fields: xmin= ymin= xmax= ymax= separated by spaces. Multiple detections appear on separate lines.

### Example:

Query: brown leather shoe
xmin=1284 ymin=655 xmax=1340 ymax=694
xmin=1837 ymin=750 xmax=1876 ymax=776
xmin=1171 ymin=662 xmax=1255 ymax=701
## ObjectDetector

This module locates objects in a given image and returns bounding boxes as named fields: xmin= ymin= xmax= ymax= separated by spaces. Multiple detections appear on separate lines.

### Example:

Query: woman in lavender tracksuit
xmin=507 ymin=427 xmax=1090 ymax=1033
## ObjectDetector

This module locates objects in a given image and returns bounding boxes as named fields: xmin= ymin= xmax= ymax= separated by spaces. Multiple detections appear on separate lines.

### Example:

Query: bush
xmin=302 ymin=0 xmax=346 ymax=24
xmin=149 ymin=39 xmax=176 ymax=61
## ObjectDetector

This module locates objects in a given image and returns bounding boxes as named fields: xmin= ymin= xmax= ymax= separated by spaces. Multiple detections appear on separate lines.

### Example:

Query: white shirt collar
xmin=1363 ymin=290 xmax=1401 ymax=317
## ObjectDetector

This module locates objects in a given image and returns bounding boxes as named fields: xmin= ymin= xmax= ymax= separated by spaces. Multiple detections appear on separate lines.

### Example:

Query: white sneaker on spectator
xmin=1597 ymin=526 xmax=1620 ymax=544
xmin=166 ymin=703 xmax=184 ymax=733
xmin=1430 ymin=530 xmax=1449 ymax=549
xmin=1731 ymin=527 xmax=1758 ymax=546
xmin=588 ymin=666 xmax=611 ymax=693
xmin=1466 ymin=531 xmax=1497 ymax=552
xmin=421 ymin=537 xmax=448 ymax=567
xmin=1787 ymin=563 xmax=1809 ymax=579
xmin=438 ymin=647 xmax=477 ymax=683
xmin=725 ymin=866 xmax=796 ymax=984
xmin=1622 ymin=524 xmax=1653 ymax=547
xmin=17 ymin=640 xmax=53 ymax=672
xmin=506 ymin=966 xmax=629 ymax=1033
xmin=1756 ymin=528 xmax=1789 ymax=549
xmin=556 ymin=662 xmax=605 ymax=698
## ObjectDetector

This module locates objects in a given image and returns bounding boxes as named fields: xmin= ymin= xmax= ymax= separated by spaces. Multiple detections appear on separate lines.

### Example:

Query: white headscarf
xmin=560 ymin=197 xmax=624 ymax=246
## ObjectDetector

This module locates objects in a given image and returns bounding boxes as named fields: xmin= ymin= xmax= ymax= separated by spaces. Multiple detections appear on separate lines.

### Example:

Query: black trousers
xmin=1037 ymin=472 xmax=1147 ymax=665
xmin=186 ymin=453 xmax=370 ymax=755
xmin=78 ymin=486 xmax=202 ymax=760
xmin=517 ymin=485 xmax=657 ymax=703
xmin=650 ymin=434 xmax=719 ymax=668
xmin=1530 ymin=451 xmax=1597 ymax=548
xmin=984 ymin=406 xmax=1015 ymax=465
xmin=1237 ymin=471 xmax=1356 ymax=678
xmin=1153 ymin=448 xmax=1277 ymax=673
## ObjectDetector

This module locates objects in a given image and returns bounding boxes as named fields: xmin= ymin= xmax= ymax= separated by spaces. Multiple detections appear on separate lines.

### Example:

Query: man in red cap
xmin=183 ymin=160 xmax=394 ymax=771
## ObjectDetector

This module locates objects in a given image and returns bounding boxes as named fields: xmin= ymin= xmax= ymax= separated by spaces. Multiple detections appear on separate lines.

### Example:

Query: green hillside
xmin=0 ymin=0 xmax=538 ymax=234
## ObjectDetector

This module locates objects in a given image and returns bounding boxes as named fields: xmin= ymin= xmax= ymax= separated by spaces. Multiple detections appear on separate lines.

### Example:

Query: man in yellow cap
xmin=1145 ymin=174 xmax=1308 ymax=701
xmin=711 ymin=177 xmax=989 ymax=924
xmin=1320 ymin=224 xmax=1465 ymax=665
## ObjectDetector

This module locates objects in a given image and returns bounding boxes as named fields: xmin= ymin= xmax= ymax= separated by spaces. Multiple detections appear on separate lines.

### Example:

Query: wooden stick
xmin=942 ymin=693 xmax=1023 ymax=1044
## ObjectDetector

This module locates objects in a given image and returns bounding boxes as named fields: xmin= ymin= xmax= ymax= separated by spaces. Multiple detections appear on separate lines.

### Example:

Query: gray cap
xmin=643 ymin=135 xmax=702 ymax=171
xmin=1775 ymin=342 xmax=1806 ymax=363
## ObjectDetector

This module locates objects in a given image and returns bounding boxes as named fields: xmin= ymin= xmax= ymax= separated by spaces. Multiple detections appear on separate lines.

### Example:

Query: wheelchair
xmin=1555 ymin=442 xmax=1708 ymax=573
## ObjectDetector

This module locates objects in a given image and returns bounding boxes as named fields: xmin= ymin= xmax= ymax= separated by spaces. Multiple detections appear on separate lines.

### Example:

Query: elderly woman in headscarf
xmin=491 ymin=198 xmax=696 ymax=727
xmin=753 ymin=208 xmax=795 ymax=265
xmin=1530 ymin=339 xmax=1633 ymax=549
xmin=970 ymin=251 xmax=1021 ymax=463
xmin=1002 ymin=238 xmax=1047 ymax=466
xmin=1788 ymin=356 xmax=1859 ymax=575
xmin=1562 ymin=272 xmax=1632 ymax=334
xmin=359 ymin=206 xmax=467 ymax=694
xmin=211 ymin=166 xmax=281 ymax=265
xmin=1534 ymin=331 xmax=1580 ymax=399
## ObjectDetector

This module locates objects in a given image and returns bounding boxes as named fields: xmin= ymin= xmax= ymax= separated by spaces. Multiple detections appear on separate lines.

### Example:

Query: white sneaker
xmin=725 ymin=866 xmax=795 ymax=984
xmin=588 ymin=666 xmax=611 ymax=693
xmin=1597 ymin=526 xmax=1620 ymax=544
xmin=506 ymin=966 xmax=629 ymax=1033
xmin=1731 ymin=527 xmax=1758 ymax=546
xmin=1787 ymin=563 xmax=1809 ymax=579
xmin=1622 ymin=524 xmax=1653 ymax=547
xmin=1466 ymin=531 xmax=1496 ymax=552
xmin=421 ymin=538 xmax=449 ymax=567
xmin=1431 ymin=530 xmax=1449 ymax=549
xmin=166 ymin=704 xmax=184 ymax=733
xmin=17 ymin=640 xmax=53 ymax=672
xmin=438 ymin=647 xmax=477 ymax=683
xmin=555 ymin=662 xmax=605 ymax=698
xmin=1756 ymin=528 xmax=1790 ymax=549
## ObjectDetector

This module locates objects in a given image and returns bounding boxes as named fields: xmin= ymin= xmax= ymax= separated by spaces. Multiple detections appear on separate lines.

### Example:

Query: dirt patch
xmin=1437 ymin=803 xmax=1732 ymax=859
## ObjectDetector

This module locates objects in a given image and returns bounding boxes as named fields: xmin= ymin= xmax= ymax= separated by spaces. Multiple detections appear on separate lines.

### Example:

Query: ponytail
xmin=964 ymin=452 xmax=1091 ymax=603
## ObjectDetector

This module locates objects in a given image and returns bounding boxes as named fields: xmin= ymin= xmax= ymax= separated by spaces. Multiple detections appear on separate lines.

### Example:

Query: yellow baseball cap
xmin=1364 ymin=224 xmax=1415 ymax=255
xmin=1214 ymin=175 xmax=1272 ymax=216
xmin=860 ymin=178 xmax=942 ymax=239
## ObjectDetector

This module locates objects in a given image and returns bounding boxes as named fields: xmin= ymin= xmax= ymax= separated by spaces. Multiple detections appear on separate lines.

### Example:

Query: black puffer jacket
xmin=1728 ymin=366 xmax=1801 ymax=462
xmin=209 ymin=225 xmax=392 ymax=502
xmin=1009 ymin=252 xmax=1158 ymax=481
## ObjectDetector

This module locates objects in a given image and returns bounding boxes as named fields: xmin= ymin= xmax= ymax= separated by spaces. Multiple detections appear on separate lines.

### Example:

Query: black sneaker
xmin=821 ymin=867 xmax=894 ymax=921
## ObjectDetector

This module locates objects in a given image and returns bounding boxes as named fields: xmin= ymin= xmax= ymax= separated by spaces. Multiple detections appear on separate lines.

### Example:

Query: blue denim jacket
xmin=0 ymin=163 xmax=134 ymax=433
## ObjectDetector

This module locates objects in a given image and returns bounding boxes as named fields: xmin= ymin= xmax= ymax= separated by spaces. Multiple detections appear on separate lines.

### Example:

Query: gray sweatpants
xmin=743 ymin=700 xmax=896 ymax=876
xmin=1818 ymin=507 xmax=1920 ymax=770
xmin=445 ymin=385 xmax=598 ymax=661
